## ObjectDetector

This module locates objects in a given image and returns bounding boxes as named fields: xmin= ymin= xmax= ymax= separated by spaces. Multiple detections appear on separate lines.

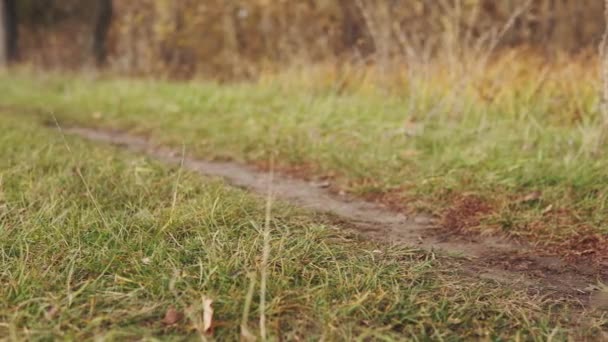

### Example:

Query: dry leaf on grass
xmin=202 ymin=296 xmax=214 ymax=333
xmin=516 ymin=191 xmax=542 ymax=203
xmin=185 ymin=296 xmax=215 ymax=336
xmin=162 ymin=306 xmax=183 ymax=325
xmin=311 ymin=180 xmax=331 ymax=188
xmin=541 ymin=204 xmax=553 ymax=215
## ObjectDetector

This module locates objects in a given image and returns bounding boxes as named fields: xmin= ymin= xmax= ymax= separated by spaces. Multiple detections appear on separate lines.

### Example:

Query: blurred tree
xmin=5 ymin=0 xmax=607 ymax=76
xmin=339 ymin=0 xmax=366 ymax=54
xmin=0 ymin=0 xmax=17 ymax=66
xmin=92 ymin=0 xmax=112 ymax=66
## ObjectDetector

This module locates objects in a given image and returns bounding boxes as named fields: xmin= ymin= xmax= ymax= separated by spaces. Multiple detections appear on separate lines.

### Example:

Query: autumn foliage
xmin=16 ymin=1 xmax=608 ymax=78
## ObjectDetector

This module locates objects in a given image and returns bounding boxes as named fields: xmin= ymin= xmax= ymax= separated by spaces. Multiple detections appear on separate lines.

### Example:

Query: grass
xmin=1 ymin=112 xmax=601 ymax=339
xmin=0 ymin=54 xmax=606 ymax=259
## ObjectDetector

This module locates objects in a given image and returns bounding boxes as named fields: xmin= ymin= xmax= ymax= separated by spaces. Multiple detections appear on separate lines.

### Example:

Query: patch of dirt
xmin=62 ymin=126 xmax=607 ymax=310
xmin=441 ymin=195 xmax=493 ymax=233
xmin=555 ymin=232 xmax=608 ymax=263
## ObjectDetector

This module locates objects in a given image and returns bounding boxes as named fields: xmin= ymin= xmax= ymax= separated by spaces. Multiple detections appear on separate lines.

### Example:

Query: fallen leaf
xmin=517 ymin=191 xmax=542 ymax=203
xmin=541 ymin=204 xmax=553 ymax=215
xmin=447 ymin=317 xmax=462 ymax=325
xmin=162 ymin=306 xmax=183 ymax=325
xmin=202 ymin=297 xmax=214 ymax=333
xmin=311 ymin=180 xmax=331 ymax=188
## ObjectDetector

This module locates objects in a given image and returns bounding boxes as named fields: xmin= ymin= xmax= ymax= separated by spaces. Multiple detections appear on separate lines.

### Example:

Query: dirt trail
xmin=64 ymin=126 xmax=607 ymax=307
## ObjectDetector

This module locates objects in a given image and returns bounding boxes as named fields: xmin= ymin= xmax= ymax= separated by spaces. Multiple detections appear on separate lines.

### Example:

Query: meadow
xmin=1 ymin=54 xmax=606 ymax=261
xmin=1 ymin=111 xmax=600 ymax=339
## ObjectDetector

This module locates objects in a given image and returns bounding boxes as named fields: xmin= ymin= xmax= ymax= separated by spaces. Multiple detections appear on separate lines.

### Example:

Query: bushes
xmin=15 ymin=1 xmax=607 ymax=78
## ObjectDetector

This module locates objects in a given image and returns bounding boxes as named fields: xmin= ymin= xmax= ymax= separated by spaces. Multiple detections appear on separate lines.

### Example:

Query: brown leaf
xmin=311 ymin=180 xmax=331 ymax=188
xmin=202 ymin=297 xmax=214 ymax=333
xmin=517 ymin=191 xmax=542 ymax=203
xmin=162 ymin=306 xmax=183 ymax=325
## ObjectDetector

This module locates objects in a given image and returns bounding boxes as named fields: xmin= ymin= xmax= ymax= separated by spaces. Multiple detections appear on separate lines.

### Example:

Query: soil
xmin=62 ymin=126 xmax=608 ymax=310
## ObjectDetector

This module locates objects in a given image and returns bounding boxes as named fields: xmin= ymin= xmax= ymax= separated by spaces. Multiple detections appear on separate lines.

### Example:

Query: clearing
xmin=1 ymin=66 xmax=608 ymax=339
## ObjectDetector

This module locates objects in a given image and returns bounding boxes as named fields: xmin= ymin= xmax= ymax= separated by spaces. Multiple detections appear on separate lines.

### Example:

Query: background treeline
xmin=2 ymin=0 xmax=605 ymax=78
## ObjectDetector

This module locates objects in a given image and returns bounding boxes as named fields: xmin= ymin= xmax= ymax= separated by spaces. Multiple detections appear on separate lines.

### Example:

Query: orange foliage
xmin=15 ymin=1 xmax=608 ymax=79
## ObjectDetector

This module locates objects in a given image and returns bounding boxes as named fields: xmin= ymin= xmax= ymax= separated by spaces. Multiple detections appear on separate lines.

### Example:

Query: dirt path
xmin=63 ymin=126 xmax=607 ymax=309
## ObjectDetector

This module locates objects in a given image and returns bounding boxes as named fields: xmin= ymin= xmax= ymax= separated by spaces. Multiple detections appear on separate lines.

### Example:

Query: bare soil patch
xmin=62 ymin=126 xmax=607 ymax=309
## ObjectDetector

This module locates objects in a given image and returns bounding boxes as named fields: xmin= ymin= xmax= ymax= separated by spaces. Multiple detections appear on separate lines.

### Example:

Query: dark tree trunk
xmin=92 ymin=0 xmax=112 ymax=66
xmin=339 ymin=0 xmax=365 ymax=52
xmin=0 ymin=0 xmax=18 ymax=66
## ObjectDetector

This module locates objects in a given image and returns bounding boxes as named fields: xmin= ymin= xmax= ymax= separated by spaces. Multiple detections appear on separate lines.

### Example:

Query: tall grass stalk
xmin=259 ymin=160 xmax=274 ymax=341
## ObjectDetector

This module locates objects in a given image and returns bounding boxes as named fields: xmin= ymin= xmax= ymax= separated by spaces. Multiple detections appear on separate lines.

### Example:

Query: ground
xmin=1 ymin=64 xmax=608 ymax=339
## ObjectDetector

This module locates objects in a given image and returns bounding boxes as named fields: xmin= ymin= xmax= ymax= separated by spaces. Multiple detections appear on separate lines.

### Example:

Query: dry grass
xmin=15 ymin=1 xmax=606 ymax=78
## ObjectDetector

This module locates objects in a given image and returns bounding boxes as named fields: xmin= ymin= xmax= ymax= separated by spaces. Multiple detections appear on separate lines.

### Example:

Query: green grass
xmin=0 ymin=109 xmax=602 ymax=339
xmin=0 ymin=66 xmax=606 ymax=255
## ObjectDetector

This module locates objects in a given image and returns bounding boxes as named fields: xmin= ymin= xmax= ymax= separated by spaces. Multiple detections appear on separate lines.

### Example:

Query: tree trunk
xmin=339 ymin=0 xmax=362 ymax=51
xmin=0 ymin=0 xmax=17 ymax=66
xmin=599 ymin=0 xmax=608 ymax=152
xmin=92 ymin=0 xmax=112 ymax=66
xmin=0 ymin=0 xmax=6 ymax=66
